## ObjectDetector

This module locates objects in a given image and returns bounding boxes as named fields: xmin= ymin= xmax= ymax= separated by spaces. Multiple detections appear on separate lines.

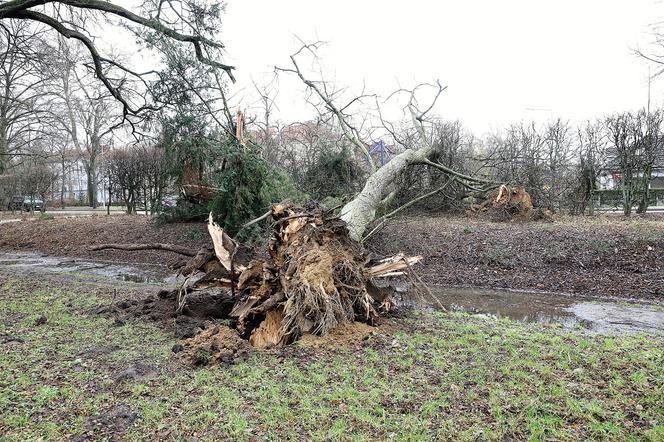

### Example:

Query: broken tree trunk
xmin=341 ymin=145 xmax=435 ymax=241
xmin=468 ymin=184 xmax=536 ymax=221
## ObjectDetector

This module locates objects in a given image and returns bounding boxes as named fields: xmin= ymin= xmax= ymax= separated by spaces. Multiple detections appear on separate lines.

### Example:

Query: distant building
xmin=598 ymin=167 xmax=664 ymax=191
xmin=49 ymin=157 xmax=107 ymax=206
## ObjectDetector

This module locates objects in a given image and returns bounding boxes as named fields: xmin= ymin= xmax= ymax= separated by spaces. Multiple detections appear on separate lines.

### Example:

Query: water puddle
xmin=0 ymin=252 xmax=175 ymax=285
xmin=1 ymin=251 xmax=662 ymax=334
xmin=426 ymin=286 xmax=664 ymax=334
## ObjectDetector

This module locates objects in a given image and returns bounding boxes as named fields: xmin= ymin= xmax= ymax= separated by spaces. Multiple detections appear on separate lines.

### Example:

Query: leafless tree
xmin=103 ymin=143 xmax=169 ymax=214
xmin=485 ymin=122 xmax=545 ymax=202
xmin=275 ymin=42 xmax=377 ymax=174
xmin=50 ymin=40 xmax=119 ymax=208
xmin=0 ymin=0 xmax=235 ymax=120
xmin=605 ymin=112 xmax=640 ymax=215
xmin=542 ymin=119 xmax=574 ymax=212
xmin=136 ymin=143 xmax=169 ymax=214
xmin=573 ymin=120 xmax=607 ymax=214
xmin=105 ymin=147 xmax=141 ymax=214
xmin=276 ymin=43 xmax=498 ymax=240
xmin=16 ymin=156 xmax=57 ymax=211
xmin=0 ymin=21 xmax=57 ymax=172
xmin=634 ymin=108 xmax=664 ymax=213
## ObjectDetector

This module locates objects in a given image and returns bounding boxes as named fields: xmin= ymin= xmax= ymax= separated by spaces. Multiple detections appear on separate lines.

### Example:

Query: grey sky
xmin=218 ymin=0 xmax=663 ymax=135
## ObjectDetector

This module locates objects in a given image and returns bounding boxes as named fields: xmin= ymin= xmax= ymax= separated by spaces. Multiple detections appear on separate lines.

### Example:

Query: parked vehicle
xmin=160 ymin=195 xmax=179 ymax=209
xmin=25 ymin=197 xmax=44 ymax=212
xmin=7 ymin=196 xmax=44 ymax=212
xmin=7 ymin=196 xmax=23 ymax=211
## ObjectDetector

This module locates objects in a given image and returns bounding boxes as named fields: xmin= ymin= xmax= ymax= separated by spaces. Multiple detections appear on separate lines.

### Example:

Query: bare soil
xmin=367 ymin=213 xmax=664 ymax=300
xmin=0 ymin=215 xmax=209 ymax=266
xmin=2 ymin=213 xmax=663 ymax=300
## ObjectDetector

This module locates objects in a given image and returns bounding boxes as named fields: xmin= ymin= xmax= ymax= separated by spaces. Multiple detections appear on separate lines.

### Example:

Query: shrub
xmin=208 ymin=142 xmax=304 ymax=243
xmin=302 ymin=147 xmax=365 ymax=201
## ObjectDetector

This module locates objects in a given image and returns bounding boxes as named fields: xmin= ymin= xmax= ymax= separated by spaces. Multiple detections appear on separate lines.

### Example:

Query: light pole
xmin=101 ymin=143 xmax=106 ymax=211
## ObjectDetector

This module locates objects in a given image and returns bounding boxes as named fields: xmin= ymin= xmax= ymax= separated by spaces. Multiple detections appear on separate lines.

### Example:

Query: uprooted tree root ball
xmin=93 ymin=201 xmax=423 ymax=363
xmin=467 ymin=184 xmax=553 ymax=221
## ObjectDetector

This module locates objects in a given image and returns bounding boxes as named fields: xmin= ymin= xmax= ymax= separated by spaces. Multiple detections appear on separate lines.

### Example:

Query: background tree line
xmin=1 ymin=11 xmax=663 ymax=229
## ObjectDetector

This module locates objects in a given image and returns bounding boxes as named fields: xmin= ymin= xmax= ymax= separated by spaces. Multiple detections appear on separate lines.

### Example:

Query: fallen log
xmin=89 ymin=243 xmax=198 ymax=256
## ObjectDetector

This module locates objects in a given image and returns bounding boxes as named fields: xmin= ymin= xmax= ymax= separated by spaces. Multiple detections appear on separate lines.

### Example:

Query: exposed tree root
xmin=93 ymin=201 xmax=424 ymax=354
xmin=468 ymin=184 xmax=537 ymax=221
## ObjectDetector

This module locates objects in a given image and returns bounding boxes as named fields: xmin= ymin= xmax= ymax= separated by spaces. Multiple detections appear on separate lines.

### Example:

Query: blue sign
xmin=369 ymin=140 xmax=386 ymax=166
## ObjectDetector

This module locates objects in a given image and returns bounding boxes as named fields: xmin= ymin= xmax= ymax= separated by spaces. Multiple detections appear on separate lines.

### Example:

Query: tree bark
xmin=89 ymin=243 xmax=198 ymax=256
xmin=637 ymin=164 xmax=653 ymax=213
xmin=340 ymin=145 xmax=434 ymax=241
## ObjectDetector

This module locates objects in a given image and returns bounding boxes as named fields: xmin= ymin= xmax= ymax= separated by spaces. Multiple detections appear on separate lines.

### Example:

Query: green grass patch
xmin=0 ymin=277 xmax=663 ymax=440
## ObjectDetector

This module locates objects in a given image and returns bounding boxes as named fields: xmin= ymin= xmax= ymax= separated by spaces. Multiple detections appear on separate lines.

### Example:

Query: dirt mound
xmin=297 ymin=321 xmax=379 ymax=349
xmin=96 ymin=288 xmax=232 ymax=339
xmin=177 ymin=325 xmax=251 ymax=366
xmin=469 ymin=185 xmax=534 ymax=221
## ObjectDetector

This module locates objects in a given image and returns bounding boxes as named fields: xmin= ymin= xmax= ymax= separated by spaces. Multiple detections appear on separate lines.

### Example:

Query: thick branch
xmin=420 ymin=158 xmax=498 ymax=185
xmin=1 ymin=0 xmax=235 ymax=81
xmin=362 ymin=178 xmax=455 ymax=242
xmin=276 ymin=43 xmax=375 ymax=172
xmin=89 ymin=243 xmax=198 ymax=256
xmin=7 ymin=9 xmax=151 ymax=117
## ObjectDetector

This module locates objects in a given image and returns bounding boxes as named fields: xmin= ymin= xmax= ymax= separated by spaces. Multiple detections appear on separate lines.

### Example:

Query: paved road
xmin=0 ymin=207 xmax=147 ymax=224
xmin=597 ymin=206 xmax=664 ymax=213
xmin=41 ymin=209 xmax=128 ymax=216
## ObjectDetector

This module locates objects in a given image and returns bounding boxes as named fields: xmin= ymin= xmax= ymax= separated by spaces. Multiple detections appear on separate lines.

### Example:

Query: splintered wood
xmin=147 ymin=202 xmax=425 ymax=348
xmin=365 ymin=254 xmax=424 ymax=278
xmin=207 ymin=213 xmax=247 ymax=273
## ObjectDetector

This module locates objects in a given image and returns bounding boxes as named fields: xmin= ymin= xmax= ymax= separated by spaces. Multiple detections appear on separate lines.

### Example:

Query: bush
xmin=208 ymin=142 xmax=304 ymax=243
xmin=302 ymin=147 xmax=365 ymax=201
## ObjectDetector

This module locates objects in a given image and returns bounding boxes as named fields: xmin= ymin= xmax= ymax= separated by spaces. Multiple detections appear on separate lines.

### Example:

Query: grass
xmin=1 ymin=276 xmax=663 ymax=441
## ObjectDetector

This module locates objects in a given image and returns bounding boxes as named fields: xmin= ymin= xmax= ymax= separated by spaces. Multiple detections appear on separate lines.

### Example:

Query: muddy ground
xmin=1 ymin=213 xmax=662 ymax=299
xmin=368 ymin=214 xmax=664 ymax=300
xmin=0 ymin=215 xmax=209 ymax=267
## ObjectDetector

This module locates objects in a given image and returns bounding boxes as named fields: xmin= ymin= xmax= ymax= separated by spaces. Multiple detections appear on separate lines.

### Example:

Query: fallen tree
xmin=92 ymin=201 xmax=425 ymax=352
xmin=276 ymin=44 xmax=502 ymax=241
xmin=468 ymin=184 xmax=533 ymax=220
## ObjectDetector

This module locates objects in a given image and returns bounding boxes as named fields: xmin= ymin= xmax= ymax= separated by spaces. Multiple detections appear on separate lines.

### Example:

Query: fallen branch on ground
xmin=89 ymin=243 xmax=198 ymax=256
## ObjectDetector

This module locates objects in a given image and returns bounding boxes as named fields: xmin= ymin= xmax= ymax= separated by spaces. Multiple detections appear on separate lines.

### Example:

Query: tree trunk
xmin=86 ymin=166 xmax=97 ymax=209
xmin=340 ymin=145 xmax=433 ymax=241
xmin=0 ymin=120 xmax=7 ymax=174
xmin=622 ymin=174 xmax=633 ymax=216
xmin=60 ymin=158 xmax=67 ymax=208
xmin=637 ymin=164 xmax=653 ymax=214
xmin=107 ymin=179 xmax=111 ymax=215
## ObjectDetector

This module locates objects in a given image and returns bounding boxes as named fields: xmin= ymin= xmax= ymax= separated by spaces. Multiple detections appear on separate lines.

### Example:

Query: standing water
xmin=423 ymin=285 xmax=664 ymax=334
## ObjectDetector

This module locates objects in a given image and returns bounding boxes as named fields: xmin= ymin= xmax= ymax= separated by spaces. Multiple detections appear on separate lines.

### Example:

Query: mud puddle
xmin=0 ymin=251 xmax=179 ymax=285
xmin=427 ymin=286 xmax=664 ymax=334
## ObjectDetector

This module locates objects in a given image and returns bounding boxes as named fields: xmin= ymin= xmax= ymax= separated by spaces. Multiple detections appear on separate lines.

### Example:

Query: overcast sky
xmin=215 ymin=0 xmax=664 ymax=135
